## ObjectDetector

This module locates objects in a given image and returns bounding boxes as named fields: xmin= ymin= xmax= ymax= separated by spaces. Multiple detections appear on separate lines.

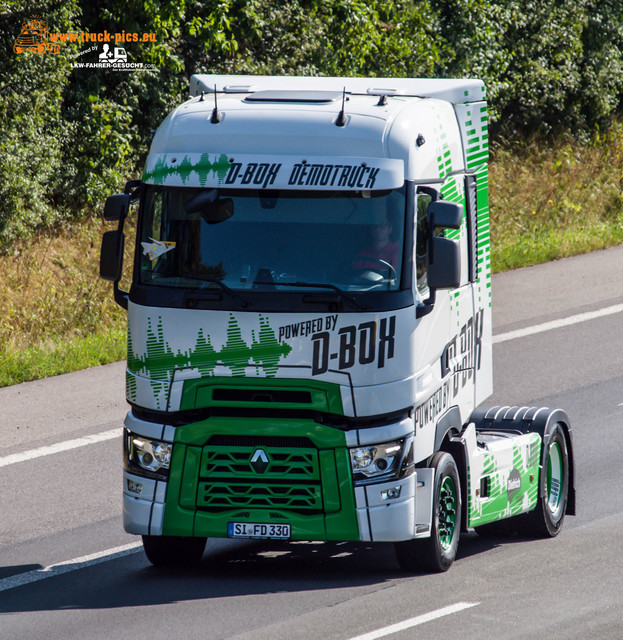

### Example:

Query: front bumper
xmin=123 ymin=411 xmax=434 ymax=542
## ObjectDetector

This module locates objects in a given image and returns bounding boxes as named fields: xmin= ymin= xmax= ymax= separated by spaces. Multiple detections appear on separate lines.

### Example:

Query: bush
xmin=0 ymin=1 xmax=79 ymax=244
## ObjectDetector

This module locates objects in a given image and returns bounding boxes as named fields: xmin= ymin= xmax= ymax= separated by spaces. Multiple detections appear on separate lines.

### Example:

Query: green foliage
xmin=3 ymin=0 xmax=623 ymax=247
xmin=0 ymin=1 xmax=79 ymax=244
xmin=179 ymin=1 xmax=441 ymax=77
xmin=432 ymin=0 xmax=623 ymax=136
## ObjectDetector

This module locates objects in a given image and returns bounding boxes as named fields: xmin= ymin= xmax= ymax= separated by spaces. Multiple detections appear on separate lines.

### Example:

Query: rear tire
xmin=142 ymin=535 xmax=207 ymax=567
xmin=395 ymin=452 xmax=461 ymax=573
xmin=517 ymin=424 xmax=569 ymax=537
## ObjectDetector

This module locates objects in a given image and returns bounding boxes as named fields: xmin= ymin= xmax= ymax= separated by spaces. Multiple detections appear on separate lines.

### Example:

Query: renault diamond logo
xmin=250 ymin=449 xmax=270 ymax=474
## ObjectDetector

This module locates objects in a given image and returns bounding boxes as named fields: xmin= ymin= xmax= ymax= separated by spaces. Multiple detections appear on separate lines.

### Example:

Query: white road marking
xmin=0 ymin=428 xmax=120 ymax=468
xmin=347 ymin=602 xmax=480 ymax=640
xmin=493 ymin=302 xmax=623 ymax=344
xmin=0 ymin=542 xmax=143 ymax=593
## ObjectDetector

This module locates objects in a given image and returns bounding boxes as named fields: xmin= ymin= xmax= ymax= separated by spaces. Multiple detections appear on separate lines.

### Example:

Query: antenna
xmin=336 ymin=87 xmax=347 ymax=127
xmin=210 ymin=84 xmax=222 ymax=124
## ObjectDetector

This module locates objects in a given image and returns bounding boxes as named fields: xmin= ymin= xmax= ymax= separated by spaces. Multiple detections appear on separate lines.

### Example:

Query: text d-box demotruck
xmin=100 ymin=75 xmax=575 ymax=572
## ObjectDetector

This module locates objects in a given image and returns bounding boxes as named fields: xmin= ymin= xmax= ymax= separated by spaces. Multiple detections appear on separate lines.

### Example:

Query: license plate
xmin=228 ymin=522 xmax=291 ymax=540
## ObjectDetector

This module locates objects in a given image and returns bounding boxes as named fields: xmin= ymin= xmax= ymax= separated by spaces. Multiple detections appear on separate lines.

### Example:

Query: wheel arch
xmin=434 ymin=406 xmax=463 ymax=452
xmin=469 ymin=405 xmax=576 ymax=516
xmin=433 ymin=406 xmax=470 ymax=532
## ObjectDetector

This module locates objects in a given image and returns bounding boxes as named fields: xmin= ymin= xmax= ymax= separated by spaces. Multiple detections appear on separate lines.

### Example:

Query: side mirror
xmin=100 ymin=229 xmax=125 ymax=282
xmin=428 ymin=200 xmax=462 ymax=230
xmin=428 ymin=236 xmax=460 ymax=289
xmin=427 ymin=200 xmax=462 ymax=289
xmin=103 ymin=193 xmax=130 ymax=222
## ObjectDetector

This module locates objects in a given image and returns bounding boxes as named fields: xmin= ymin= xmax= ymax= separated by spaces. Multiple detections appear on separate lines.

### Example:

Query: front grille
xmin=197 ymin=482 xmax=322 ymax=510
xmin=202 ymin=447 xmax=318 ymax=479
xmin=196 ymin=439 xmax=322 ymax=513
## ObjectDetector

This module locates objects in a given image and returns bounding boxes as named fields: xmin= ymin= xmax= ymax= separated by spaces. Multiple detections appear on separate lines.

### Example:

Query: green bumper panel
xmin=161 ymin=416 xmax=360 ymax=541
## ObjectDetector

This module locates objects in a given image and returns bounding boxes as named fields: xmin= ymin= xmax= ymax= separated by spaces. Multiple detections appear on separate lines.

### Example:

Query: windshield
xmin=138 ymin=186 xmax=406 ymax=294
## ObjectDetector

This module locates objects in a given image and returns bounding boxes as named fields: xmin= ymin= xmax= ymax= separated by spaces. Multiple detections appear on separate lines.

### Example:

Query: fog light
xmin=127 ymin=480 xmax=143 ymax=495
xmin=380 ymin=486 xmax=402 ymax=501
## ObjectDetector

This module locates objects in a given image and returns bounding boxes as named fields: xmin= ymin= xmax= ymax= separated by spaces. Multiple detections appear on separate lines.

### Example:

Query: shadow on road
xmin=0 ymin=533 xmax=524 ymax=613
xmin=0 ymin=563 xmax=43 ymax=580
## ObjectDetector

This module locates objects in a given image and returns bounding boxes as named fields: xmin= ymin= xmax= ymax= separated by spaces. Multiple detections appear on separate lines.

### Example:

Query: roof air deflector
xmin=245 ymin=90 xmax=343 ymax=104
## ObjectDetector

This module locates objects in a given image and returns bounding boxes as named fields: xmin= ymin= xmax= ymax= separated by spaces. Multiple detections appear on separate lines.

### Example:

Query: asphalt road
xmin=1 ymin=245 xmax=622 ymax=639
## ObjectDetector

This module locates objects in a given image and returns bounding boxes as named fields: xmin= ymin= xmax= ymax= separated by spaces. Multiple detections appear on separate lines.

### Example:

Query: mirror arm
xmin=416 ymin=210 xmax=438 ymax=319
xmin=416 ymin=289 xmax=436 ymax=318
xmin=124 ymin=179 xmax=142 ymax=195
xmin=114 ymin=282 xmax=129 ymax=310
xmin=428 ymin=212 xmax=436 ymax=264
xmin=111 ymin=210 xmax=130 ymax=308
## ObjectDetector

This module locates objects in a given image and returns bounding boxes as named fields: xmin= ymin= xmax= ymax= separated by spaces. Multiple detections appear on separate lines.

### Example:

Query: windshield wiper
xmin=181 ymin=275 xmax=247 ymax=308
xmin=255 ymin=280 xmax=367 ymax=311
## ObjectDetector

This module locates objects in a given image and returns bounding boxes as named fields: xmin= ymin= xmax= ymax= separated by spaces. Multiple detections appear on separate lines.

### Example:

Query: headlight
xmin=125 ymin=431 xmax=172 ymax=479
xmin=349 ymin=440 xmax=404 ymax=484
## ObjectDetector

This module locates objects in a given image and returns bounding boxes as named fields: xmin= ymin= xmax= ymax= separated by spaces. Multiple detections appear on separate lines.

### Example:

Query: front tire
xmin=395 ymin=451 xmax=461 ymax=573
xmin=142 ymin=535 xmax=207 ymax=567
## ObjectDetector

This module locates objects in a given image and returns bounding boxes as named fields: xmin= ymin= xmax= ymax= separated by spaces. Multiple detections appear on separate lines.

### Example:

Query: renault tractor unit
xmin=100 ymin=75 xmax=575 ymax=572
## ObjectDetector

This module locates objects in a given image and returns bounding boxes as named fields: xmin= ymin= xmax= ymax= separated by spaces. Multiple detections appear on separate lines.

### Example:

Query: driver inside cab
xmin=353 ymin=213 xmax=399 ymax=272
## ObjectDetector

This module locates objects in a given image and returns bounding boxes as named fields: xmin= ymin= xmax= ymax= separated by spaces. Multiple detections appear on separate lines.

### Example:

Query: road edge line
xmin=493 ymin=302 xmax=623 ymax=344
xmin=0 ymin=428 xmax=120 ymax=468
xmin=347 ymin=601 xmax=480 ymax=640
xmin=0 ymin=542 xmax=143 ymax=593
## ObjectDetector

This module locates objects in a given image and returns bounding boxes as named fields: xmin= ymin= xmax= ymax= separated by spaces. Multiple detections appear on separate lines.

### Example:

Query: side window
xmin=151 ymin=191 xmax=163 ymax=242
xmin=141 ymin=190 xmax=164 ymax=272
xmin=415 ymin=189 xmax=433 ymax=295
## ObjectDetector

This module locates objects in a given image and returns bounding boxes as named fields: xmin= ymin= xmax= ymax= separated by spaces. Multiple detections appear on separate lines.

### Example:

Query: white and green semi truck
xmin=100 ymin=75 xmax=575 ymax=572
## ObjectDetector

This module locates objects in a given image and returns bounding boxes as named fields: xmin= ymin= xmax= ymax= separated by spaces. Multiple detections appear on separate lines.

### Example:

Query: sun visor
xmin=142 ymin=153 xmax=404 ymax=190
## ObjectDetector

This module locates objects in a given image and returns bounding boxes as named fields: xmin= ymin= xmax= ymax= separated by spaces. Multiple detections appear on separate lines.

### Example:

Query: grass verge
xmin=490 ymin=124 xmax=623 ymax=270
xmin=0 ymin=215 xmax=131 ymax=387
xmin=0 ymin=328 xmax=126 ymax=387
